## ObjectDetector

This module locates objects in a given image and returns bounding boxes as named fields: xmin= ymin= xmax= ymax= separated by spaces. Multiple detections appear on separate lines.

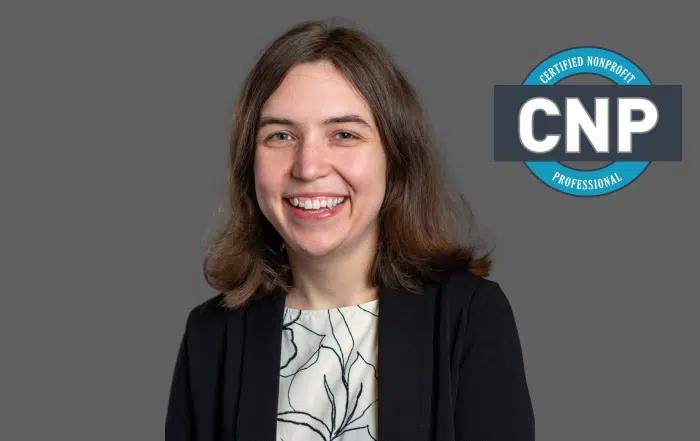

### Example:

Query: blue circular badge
xmin=523 ymin=47 xmax=651 ymax=196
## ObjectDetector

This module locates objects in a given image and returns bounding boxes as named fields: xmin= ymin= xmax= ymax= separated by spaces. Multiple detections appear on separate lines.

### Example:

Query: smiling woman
xmin=166 ymin=18 xmax=535 ymax=441
xmin=253 ymin=60 xmax=388 ymax=292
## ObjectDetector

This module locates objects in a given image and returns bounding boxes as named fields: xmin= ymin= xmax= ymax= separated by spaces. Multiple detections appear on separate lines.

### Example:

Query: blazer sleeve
xmin=454 ymin=281 xmax=536 ymax=440
xmin=165 ymin=313 xmax=195 ymax=441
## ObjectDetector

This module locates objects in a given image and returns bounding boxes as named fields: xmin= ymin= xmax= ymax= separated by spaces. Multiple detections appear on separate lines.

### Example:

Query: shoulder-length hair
xmin=203 ymin=18 xmax=493 ymax=309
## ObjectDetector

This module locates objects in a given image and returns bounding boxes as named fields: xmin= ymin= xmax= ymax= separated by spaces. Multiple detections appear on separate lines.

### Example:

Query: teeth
xmin=288 ymin=196 xmax=346 ymax=210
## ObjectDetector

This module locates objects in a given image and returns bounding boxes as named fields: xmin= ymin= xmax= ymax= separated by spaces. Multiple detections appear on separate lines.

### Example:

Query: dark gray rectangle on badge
xmin=493 ymin=85 xmax=682 ymax=161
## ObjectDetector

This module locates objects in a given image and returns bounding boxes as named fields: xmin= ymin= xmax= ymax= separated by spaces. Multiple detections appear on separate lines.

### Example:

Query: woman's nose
xmin=291 ymin=137 xmax=331 ymax=181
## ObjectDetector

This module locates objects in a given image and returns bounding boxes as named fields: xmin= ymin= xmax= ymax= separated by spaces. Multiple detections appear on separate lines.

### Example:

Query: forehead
xmin=260 ymin=61 xmax=374 ymax=122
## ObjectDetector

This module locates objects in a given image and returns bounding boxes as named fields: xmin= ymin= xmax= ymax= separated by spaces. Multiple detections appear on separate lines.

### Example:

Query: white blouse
xmin=276 ymin=298 xmax=380 ymax=441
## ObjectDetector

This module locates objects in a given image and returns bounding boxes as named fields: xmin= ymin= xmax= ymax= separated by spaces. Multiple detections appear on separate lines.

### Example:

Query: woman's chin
xmin=289 ymin=239 xmax=344 ymax=259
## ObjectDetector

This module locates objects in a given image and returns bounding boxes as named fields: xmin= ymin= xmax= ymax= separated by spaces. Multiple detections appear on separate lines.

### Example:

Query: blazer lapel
xmin=378 ymin=281 xmax=437 ymax=441
xmin=229 ymin=286 xmax=287 ymax=441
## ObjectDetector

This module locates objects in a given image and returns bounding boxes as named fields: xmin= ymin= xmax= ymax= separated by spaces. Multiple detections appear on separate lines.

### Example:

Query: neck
xmin=285 ymin=228 xmax=380 ymax=310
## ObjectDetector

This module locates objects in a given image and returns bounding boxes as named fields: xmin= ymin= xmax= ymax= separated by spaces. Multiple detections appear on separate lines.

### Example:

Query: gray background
xmin=2 ymin=1 xmax=697 ymax=440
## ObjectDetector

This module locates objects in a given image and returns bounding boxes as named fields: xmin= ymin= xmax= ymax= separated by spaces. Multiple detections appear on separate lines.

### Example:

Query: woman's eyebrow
xmin=323 ymin=114 xmax=372 ymax=128
xmin=258 ymin=114 xmax=372 ymax=129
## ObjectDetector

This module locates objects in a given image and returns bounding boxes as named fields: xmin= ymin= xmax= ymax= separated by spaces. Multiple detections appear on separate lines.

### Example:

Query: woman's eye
xmin=334 ymin=132 xmax=356 ymax=140
xmin=270 ymin=133 xmax=292 ymax=141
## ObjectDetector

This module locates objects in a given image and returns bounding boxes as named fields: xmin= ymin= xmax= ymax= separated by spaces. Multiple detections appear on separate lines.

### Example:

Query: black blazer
xmin=165 ymin=267 xmax=535 ymax=440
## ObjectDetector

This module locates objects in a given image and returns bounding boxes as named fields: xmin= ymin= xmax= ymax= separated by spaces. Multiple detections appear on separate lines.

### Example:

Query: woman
xmin=166 ymin=19 xmax=535 ymax=441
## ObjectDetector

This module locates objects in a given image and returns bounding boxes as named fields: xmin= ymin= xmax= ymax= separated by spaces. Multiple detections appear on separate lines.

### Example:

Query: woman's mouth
xmin=287 ymin=196 xmax=345 ymax=211
xmin=284 ymin=196 xmax=348 ymax=220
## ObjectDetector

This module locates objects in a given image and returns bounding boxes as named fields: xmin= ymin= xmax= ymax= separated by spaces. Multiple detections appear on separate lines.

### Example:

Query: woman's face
xmin=254 ymin=60 xmax=387 ymax=259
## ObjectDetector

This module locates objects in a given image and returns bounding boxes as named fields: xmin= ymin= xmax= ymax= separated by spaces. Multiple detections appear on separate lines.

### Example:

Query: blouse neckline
xmin=284 ymin=298 xmax=379 ymax=317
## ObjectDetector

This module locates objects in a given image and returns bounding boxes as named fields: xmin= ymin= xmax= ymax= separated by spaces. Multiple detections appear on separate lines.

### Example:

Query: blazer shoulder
xmin=433 ymin=266 xmax=517 ymax=331
xmin=437 ymin=264 xmax=501 ymax=307
xmin=437 ymin=266 xmax=524 ymax=363
xmin=183 ymin=292 xmax=232 ymax=333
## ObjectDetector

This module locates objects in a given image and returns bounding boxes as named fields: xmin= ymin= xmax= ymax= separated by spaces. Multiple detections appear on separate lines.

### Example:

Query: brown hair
xmin=203 ymin=18 xmax=493 ymax=309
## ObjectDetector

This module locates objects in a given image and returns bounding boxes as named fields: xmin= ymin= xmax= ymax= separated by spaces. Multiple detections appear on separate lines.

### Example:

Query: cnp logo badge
xmin=494 ymin=47 xmax=682 ymax=196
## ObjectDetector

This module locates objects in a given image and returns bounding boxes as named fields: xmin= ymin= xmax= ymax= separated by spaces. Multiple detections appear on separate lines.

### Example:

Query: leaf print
xmin=277 ymin=410 xmax=329 ymax=441
xmin=278 ymin=301 xmax=379 ymax=441
xmin=337 ymin=425 xmax=377 ymax=441
xmin=338 ymin=382 xmax=363 ymax=432
xmin=323 ymin=375 xmax=336 ymax=434
xmin=287 ymin=345 xmax=347 ymax=430
xmin=328 ymin=309 xmax=355 ymax=368
xmin=357 ymin=304 xmax=378 ymax=317
xmin=337 ymin=353 xmax=378 ymax=439
xmin=280 ymin=310 xmax=325 ymax=378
